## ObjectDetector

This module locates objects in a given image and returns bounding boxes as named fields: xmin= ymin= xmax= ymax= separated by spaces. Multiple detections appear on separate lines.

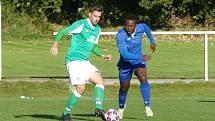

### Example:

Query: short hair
xmin=89 ymin=4 xmax=103 ymax=13
xmin=124 ymin=13 xmax=138 ymax=22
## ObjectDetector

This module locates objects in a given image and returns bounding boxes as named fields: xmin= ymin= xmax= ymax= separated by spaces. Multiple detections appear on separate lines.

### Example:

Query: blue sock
xmin=118 ymin=89 xmax=128 ymax=108
xmin=140 ymin=81 xmax=150 ymax=107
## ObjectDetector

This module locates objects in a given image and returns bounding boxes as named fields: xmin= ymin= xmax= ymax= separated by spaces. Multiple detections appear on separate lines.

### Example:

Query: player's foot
xmin=61 ymin=113 xmax=71 ymax=121
xmin=95 ymin=109 xmax=106 ymax=121
xmin=118 ymin=104 xmax=126 ymax=119
xmin=145 ymin=107 xmax=153 ymax=117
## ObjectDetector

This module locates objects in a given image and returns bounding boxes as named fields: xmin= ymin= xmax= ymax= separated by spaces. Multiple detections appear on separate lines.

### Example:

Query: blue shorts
xmin=118 ymin=63 xmax=146 ymax=83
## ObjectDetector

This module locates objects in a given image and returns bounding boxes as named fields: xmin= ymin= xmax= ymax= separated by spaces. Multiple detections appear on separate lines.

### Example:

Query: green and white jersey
xmin=54 ymin=19 xmax=101 ymax=63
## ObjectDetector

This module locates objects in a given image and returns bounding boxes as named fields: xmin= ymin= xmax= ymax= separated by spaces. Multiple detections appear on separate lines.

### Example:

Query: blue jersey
xmin=116 ymin=23 xmax=155 ymax=68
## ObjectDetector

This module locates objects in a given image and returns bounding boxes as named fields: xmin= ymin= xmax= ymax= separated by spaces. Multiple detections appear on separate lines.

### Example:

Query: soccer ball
xmin=105 ymin=109 xmax=120 ymax=121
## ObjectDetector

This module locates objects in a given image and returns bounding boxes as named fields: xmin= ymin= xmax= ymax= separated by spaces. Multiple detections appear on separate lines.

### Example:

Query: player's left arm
xmin=141 ymin=23 xmax=156 ymax=53
xmin=92 ymin=27 xmax=112 ymax=61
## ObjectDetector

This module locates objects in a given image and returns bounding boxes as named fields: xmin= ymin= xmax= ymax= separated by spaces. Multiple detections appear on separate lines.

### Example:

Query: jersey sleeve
xmin=117 ymin=32 xmax=142 ymax=60
xmin=91 ymin=45 xmax=103 ymax=57
xmin=139 ymin=23 xmax=155 ymax=45
xmin=54 ymin=20 xmax=84 ymax=42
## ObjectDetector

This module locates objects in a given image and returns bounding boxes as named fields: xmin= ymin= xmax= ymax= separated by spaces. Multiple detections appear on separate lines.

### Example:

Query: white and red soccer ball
xmin=105 ymin=109 xmax=120 ymax=121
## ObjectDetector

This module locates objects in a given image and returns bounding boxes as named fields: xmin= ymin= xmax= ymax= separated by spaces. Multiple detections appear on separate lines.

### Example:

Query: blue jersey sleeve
xmin=139 ymin=23 xmax=155 ymax=45
xmin=117 ymin=32 xmax=142 ymax=60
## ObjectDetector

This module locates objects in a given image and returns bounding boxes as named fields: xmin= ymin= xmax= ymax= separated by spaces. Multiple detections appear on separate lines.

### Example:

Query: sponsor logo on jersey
xmin=86 ymin=36 xmax=96 ymax=43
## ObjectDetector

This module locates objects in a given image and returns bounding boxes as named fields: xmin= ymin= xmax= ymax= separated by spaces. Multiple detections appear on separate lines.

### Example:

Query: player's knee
xmin=90 ymin=72 xmax=105 ymax=86
xmin=120 ymin=83 xmax=130 ymax=91
xmin=94 ymin=77 xmax=106 ymax=86
xmin=121 ymin=86 xmax=129 ymax=91
xmin=139 ymin=75 xmax=147 ymax=81
xmin=76 ymin=86 xmax=86 ymax=95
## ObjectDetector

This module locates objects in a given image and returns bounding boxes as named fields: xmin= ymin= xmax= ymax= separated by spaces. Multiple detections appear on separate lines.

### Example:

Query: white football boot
xmin=145 ymin=107 xmax=153 ymax=117
xmin=118 ymin=104 xmax=126 ymax=119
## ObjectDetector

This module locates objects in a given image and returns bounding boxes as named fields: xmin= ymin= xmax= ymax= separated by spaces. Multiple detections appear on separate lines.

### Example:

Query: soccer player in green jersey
xmin=50 ymin=4 xmax=111 ymax=121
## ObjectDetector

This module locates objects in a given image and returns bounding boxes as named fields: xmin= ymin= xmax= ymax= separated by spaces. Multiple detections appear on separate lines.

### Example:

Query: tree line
xmin=2 ymin=0 xmax=215 ymax=30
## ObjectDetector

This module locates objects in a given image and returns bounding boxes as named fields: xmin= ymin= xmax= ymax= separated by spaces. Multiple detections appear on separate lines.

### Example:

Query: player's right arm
xmin=50 ymin=41 xmax=58 ymax=56
xmin=50 ymin=20 xmax=84 ymax=56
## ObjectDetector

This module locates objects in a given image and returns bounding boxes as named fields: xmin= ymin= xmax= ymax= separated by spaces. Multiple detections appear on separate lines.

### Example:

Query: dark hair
xmin=124 ymin=13 xmax=138 ymax=22
xmin=89 ymin=4 xmax=103 ymax=13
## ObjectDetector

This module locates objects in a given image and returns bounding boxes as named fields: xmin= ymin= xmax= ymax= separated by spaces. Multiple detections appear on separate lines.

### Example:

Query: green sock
xmin=63 ymin=89 xmax=81 ymax=115
xmin=94 ymin=84 xmax=104 ymax=110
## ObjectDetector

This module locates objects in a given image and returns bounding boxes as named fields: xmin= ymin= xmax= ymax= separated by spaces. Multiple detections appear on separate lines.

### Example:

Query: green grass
xmin=0 ymin=81 xmax=215 ymax=121
xmin=2 ymin=32 xmax=215 ymax=79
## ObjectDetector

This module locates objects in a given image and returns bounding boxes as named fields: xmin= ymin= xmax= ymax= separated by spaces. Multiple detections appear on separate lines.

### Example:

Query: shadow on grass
xmin=14 ymin=113 xmax=140 ymax=120
xmin=73 ymin=113 xmax=140 ymax=120
xmin=72 ymin=113 xmax=100 ymax=121
xmin=14 ymin=113 xmax=97 ymax=121
xmin=198 ymin=100 xmax=215 ymax=103
xmin=14 ymin=114 xmax=60 ymax=120
xmin=72 ymin=113 xmax=95 ymax=117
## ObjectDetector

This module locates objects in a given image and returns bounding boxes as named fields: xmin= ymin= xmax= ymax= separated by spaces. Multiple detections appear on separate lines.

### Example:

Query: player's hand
xmin=50 ymin=41 xmax=58 ymax=56
xmin=143 ymin=54 xmax=151 ymax=61
xmin=101 ymin=54 xmax=112 ymax=61
xmin=150 ymin=44 xmax=156 ymax=53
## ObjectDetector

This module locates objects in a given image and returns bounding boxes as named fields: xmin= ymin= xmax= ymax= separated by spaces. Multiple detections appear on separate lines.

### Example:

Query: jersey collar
xmin=87 ymin=18 xmax=95 ymax=29
xmin=130 ymin=28 xmax=136 ymax=39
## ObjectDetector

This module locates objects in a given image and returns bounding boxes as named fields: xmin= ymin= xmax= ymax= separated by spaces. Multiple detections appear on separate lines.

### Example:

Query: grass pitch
xmin=0 ymin=80 xmax=215 ymax=121
xmin=3 ymin=32 xmax=215 ymax=79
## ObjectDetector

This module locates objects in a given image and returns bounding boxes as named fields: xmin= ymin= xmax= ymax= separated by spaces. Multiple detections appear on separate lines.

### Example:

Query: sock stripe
xmin=96 ymin=101 xmax=102 ymax=105
xmin=95 ymin=84 xmax=104 ymax=90
xmin=66 ymin=107 xmax=71 ymax=111
xmin=72 ymin=89 xmax=81 ymax=98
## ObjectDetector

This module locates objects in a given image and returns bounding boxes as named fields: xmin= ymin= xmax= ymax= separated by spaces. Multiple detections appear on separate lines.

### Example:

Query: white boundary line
xmin=0 ymin=4 xmax=2 ymax=80
xmin=53 ymin=31 xmax=215 ymax=36
xmin=0 ymin=96 xmax=215 ymax=102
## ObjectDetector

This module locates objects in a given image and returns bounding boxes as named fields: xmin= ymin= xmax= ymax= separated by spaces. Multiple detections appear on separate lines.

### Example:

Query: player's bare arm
xmin=144 ymin=43 xmax=154 ymax=61
xmin=143 ymin=54 xmax=151 ymax=61
xmin=150 ymin=44 xmax=156 ymax=53
xmin=50 ymin=41 xmax=58 ymax=56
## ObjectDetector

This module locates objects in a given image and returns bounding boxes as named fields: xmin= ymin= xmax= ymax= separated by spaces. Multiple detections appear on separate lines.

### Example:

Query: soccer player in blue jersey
xmin=50 ymin=4 xmax=111 ymax=121
xmin=116 ymin=14 xmax=156 ymax=119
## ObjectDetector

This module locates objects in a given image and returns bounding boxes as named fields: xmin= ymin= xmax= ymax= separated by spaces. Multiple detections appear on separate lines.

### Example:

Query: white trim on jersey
xmin=131 ymin=28 xmax=136 ymax=39
xmin=95 ymin=29 xmax=101 ymax=44
xmin=69 ymin=24 xmax=84 ymax=34
xmin=87 ymin=18 xmax=95 ymax=28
